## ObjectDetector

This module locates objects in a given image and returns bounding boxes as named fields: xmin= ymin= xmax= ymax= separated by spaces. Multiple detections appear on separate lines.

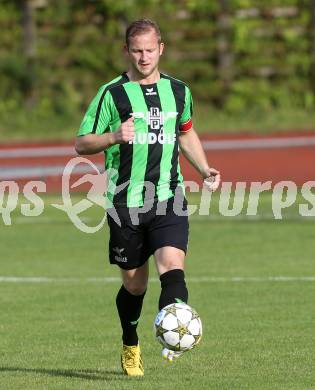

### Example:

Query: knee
xmin=159 ymin=263 xmax=184 ymax=276
xmin=121 ymin=263 xmax=148 ymax=295
xmin=123 ymin=280 xmax=147 ymax=296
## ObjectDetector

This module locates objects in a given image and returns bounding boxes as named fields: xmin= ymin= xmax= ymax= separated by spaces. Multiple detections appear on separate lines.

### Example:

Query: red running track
xmin=0 ymin=131 xmax=314 ymax=192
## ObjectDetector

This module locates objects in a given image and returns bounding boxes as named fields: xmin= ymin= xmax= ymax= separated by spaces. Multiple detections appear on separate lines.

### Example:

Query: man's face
xmin=126 ymin=29 xmax=164 ymax=78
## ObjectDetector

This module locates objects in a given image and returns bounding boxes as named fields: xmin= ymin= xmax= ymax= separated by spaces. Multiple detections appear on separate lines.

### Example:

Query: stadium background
xmin=1 ymin=1 xmax=314 ymax=389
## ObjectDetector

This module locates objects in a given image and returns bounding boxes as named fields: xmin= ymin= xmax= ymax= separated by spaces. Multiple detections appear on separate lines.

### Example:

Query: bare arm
xmin=75 ymin=117 xmax=135 ymax=155
xmin=179 ymin=127 xmax=221 ymax=191
xmin=75 ymin=132 xmax=115 ymax=155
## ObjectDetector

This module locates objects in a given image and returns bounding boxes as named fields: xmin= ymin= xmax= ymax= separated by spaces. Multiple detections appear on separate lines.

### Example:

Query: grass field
xmin=1 ymin=193 xmax=314 ymax=389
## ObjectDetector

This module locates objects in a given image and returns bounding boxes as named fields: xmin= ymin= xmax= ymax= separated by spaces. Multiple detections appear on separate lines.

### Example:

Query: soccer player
xmin=75 ymin=19 xmax=220 ymax=376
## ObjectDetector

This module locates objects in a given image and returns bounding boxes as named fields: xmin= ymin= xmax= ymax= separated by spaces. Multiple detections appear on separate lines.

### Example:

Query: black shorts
xmin=106 ymin=197 xmax=189 ymax=270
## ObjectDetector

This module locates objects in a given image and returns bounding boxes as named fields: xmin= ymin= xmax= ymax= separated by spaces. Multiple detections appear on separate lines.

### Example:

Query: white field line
xmin=0 ymin=276 xmax=315 ymax=283
xmin=13 ymin=216 xmax=97 ymax=224
xmin=11 ymin=214 xmax=315 ymax=225
xmin=1 ymin=136 xmax=315 ymax=159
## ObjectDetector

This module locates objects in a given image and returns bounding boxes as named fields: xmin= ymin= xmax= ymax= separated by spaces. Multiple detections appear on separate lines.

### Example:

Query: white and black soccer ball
xmin=154 ymin=302 xmax=202 ymax=351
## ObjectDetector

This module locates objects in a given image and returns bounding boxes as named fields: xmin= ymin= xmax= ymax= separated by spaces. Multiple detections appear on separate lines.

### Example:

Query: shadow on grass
xmin=0 ymin=366 xmax=123 ymax=381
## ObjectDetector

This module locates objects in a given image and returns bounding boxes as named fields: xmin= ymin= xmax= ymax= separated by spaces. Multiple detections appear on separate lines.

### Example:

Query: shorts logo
xmin=113 ymin=246 xmax=127 ymax=263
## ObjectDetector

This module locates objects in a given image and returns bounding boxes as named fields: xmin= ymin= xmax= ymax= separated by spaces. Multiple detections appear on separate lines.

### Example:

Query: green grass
xmin=194 ymin=105 xmax=315 ymax=135
xmin=1 ymin=104 xmax=315 ymax=142
xmin=0 ymin=112 xmax=78 ymax=142
xmin=0 ymin=193 xmax=314 ymax=389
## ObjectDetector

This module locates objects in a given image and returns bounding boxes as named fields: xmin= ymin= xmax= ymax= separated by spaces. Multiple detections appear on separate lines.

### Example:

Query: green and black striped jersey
xmin=78 ymin=72 xmax=193 ymax=207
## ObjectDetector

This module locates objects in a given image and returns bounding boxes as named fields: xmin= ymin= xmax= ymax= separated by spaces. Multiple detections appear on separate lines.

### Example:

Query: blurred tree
xmin=20 ymin=0 xmax=37 ymax=107
xmin=0 ymin=0 xmax=314 ymax=123
xmin=310 ymin=0 xmax=315 ymax=96
xmin=216 ymin=0 xmax=234 ymax=107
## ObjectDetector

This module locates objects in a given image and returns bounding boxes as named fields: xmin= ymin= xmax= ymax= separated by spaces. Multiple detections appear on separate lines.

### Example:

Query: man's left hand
xmin=202 ymin=168 xmax=221 ymax=192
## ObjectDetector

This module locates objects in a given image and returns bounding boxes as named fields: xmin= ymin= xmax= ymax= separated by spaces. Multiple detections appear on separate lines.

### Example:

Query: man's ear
xmin=159 ymin=42 xmax=164 ymax=56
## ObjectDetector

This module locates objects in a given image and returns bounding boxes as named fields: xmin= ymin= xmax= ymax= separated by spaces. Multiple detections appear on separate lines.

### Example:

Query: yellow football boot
xmin=121 ymin=344 xmax=144 ymax=376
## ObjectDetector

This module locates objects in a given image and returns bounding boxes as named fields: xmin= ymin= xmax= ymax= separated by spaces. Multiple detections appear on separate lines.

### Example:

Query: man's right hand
xmin=75 ymin=116 xmax=135 ymax=155
xmin=113 ymin=116 xmax=135 ymax=144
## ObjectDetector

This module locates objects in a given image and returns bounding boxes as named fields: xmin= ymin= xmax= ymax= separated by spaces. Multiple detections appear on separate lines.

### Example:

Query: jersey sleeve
xmin=179 ymin=85 xmax=193 ymax=133
xmin=77 ymin=86 xmax=112 ymax=136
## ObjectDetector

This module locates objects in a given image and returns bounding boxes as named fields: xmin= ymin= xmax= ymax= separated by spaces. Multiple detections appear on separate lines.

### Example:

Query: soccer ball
xmin=154 ymin=302 xmax=202 ymax=351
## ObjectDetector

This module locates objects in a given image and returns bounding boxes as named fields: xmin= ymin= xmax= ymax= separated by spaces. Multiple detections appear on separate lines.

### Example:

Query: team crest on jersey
xmin=131 ymin=107 xmax=178 ymax=130
xmin=130 ymin=108 xmax=178 ymax=145
xmin=129 ymin=107 xmax=178 ymax=144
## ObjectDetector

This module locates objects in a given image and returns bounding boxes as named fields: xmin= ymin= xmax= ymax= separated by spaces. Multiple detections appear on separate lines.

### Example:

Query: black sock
xmin=116 ymin=285 xmax=146 ymax=346
xmin=159 ymin=269 xmax=188 ymax=310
